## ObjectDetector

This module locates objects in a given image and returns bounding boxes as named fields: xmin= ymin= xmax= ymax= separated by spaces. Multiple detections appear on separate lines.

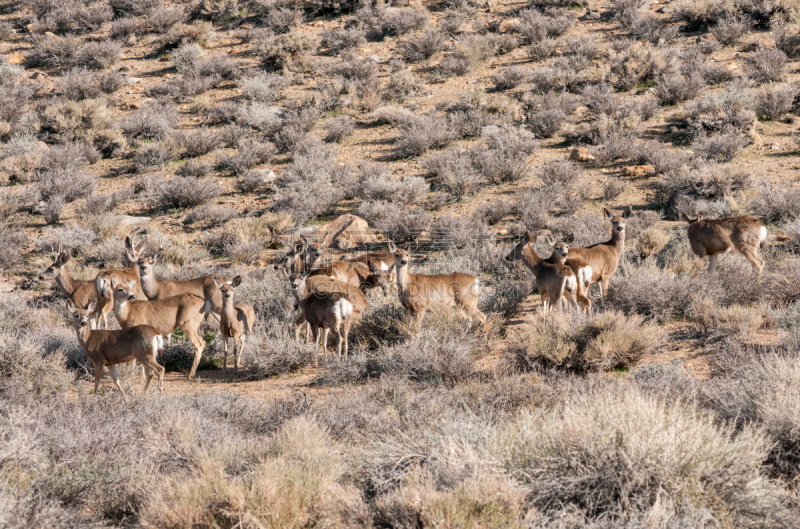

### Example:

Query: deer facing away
xmin=567 ymin=206 xmax=632 ymax=297
xmin=41 ymin=248 xmax=99 ymax=325
xmin=67 ymin=300 xmax=164 ymax=396
xmin=388 ymin=241 xmax=486 ymax=327
xmin=681 ymin=214 xmax=767 ymax=273
xmin=504 ymin=232 xmax=590 ymax=314
xmin=94 ymin=234 xmax=149 ymax=329
xmin=213 ymin=275 xmax=256 ymax=374
xmin=111 ymin=279 xmax=208 ymax=380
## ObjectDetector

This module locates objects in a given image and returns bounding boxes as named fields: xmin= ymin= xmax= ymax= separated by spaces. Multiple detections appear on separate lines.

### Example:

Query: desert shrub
xmin=582 ymin=83 xmax=620 ymax=117
xmin=261 ymin=7 xmax=303 ymax=34
xmin=175 ymin=159 xmax=213 ymax=178
xmin=383 ymin=70 xmax=423 ymax=100
xmin=629 ymin=14 xmax=680 ymax=45
xmin=111 ymin=16 xmax=144 ymax=38
xmin=527 ymin=38 xmax=557 ymax=61
xmin=25 ymin=34 xmax=82 ymax=68
xmin=472 ymin=127 xmax=538 ymax=184
xmin=59 ymin=68 xmax=126 ymax=100
xmin=529 ymin=58 xmax=580 ymax=93
xmin=492 ymin=67 xmax=528 ymax=91
xmin=356 ymin=200 xmax=431 ymax=242
xmin=496 ymin=384 xmax=789 ymax=524
xmin=323 ymin=117 xmax=354 ymax=143
xmin=173 ymin=127 xmax=220 ymax=158
xmin=75 ymin=40 xmax=123 ymax=70
xmin=589 ymin=126 xmax=639 ymax=164
xmin=237 ymin=102 xmax=285 ymax=133
xmin=395 ymin=114 xmax=457 ymax=157
xmin=273 ymin=106 xmax=321 ymax=152
xmin=744 ymin=47 xmax=787 ymax=84
xmin=537 ymin=159 xmax=581 ymax=189
xmin=655 ymin=73 xmax=705 ymax=106
xmin=609 ymin=0 xmax=649 ymax=25
xmin=509 ymin=310 xmax=663 ymax=372
xmin=609 ymin=41 xmax=671 ymax=91
xmin=693 ymin=130 xmax=748 ymax=162
xmin=438 ymin=35 xmax=495 ymax=77
xmin=399 ymin=28 xmax=444 ymax=61
xmin=218 ymin=138 xmax=277 ymax=174
xmin=674 ymin=78 xmax=757 ymax=141
xmin=133 ymin=139 xmax=180 ymax=170
xmin=380 ymin=8 xmax=428 ymax=36
xmin=109 ymin=0 xmax=159 ymax=16
xmin=79 ymin=188 xmax=132 ymax=216
xmin=0 ymin=225 xmax=27 ymax=269
xmin=517 ymin=187 xmax=558 ymax=230
xmin=321 ymin=28 xmax=366 ymax=54
xmin=38 ymin=196 xmax=65 ymax=224
xmin=235 ymin=170 xmax=269 ymax=193
xmin=526 ymin=108 xmax=567 ymax=138
xmin=247 ymin=332 xmax=318 ymax=378
xmin=423 ymin=149 xmax=483 ymax=199
xmin=237 ymin=71 xmax=289 ymax=103
xmin=255 ymin=30 xmax=317 ymax=71
xmin=185 ymin=204 xmax=237 ymax=227
xmin=38 ymin=98 xmax=116 ymax=144
xmin=753 ymin=181 xmax=800 ymax=223
xmin=153 ymin=176 xmax=222 ymax=210
xmin=711 ymin=14 xmax=751 ymax=45
xmin=121 ymin=99 xmax=179 ymax=139
xmin=673 ymin=0 xmax=729 ymax=29
xmin=353 ymin=163 xmax=427 ymax=206
xmin=755 ymin=83 xmax=797 ymax=121
xmin=35 ymin=166 xmax=96 ymax=203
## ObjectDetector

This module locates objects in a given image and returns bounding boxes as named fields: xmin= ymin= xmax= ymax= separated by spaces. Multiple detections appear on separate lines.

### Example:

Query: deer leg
xmin=222 ymin=337 xmax=229 ymax=373
xmin=342 ymin=317 xmax=351 ymax=358
xmin=322 ymin=328 xmax=330 ymax=357
xmin=541 ymin=294 xmax=549 ymax=315
xmin=235 ymin=334 xmax=244 ymax=373
xmin=742 ymin=248 xmax=764 ymax=274
xmin=107 ymin=365 xmax=125 ymax=397
xmin=143 ymin=366 xmax=154 ymax=393
xmin=311 ymin=325 xmax=320 ymax=366
xmin=93 ymin=360 xmax=104 ymax=396
xmin=186 ymin=328 xmax=206 ymax=381
xmin=707 ymin=254 xmax=718 ymax=273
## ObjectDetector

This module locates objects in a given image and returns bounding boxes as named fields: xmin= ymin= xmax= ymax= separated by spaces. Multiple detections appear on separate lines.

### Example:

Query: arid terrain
xmin=2 ymin=0 xmax=800 ymax=525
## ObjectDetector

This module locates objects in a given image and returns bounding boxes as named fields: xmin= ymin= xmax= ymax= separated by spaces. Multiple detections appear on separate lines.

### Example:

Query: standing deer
xmin=111 ymin=279 xmax=208 ymax=380
xmin=137 ymin=234 xmax=223 ymax=319
xmin=303 ymin=234 xmax=331 ymax=271
xmin=680 ymin=214 xmax=767 ymax=273
xmin=283 ymin=269 xmax=367 ymax=362
xmin=568 ymin=206 xmax=633 ymax=297
xmin=504 ymin=232 xmax=590 ymax=314
xmin=67 ymin=300 xmax=164 ymax=396
xmin=94 ymin=234 xmax=149 ymax=329
xmin=212 ymin=275 xmax=255 ymax=374
xmin=275 ymin=237 xmax=308 ymax=274
xmin=387 ymin=241 xmax=486 ymax=327
xmin=0 ymin=273 xmax=14 ymax=296
xmin=40 ymin=245 xmax=99 ymax=326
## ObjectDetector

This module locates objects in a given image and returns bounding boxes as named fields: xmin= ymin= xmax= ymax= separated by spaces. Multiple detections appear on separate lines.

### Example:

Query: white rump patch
xmin=380 ymin=262 xmax=389 ymax=271
xmin=760 ymin=226 xmax=767 ymax=243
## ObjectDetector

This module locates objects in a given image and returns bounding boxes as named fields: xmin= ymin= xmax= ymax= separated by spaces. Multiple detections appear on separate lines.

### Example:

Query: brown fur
xmin=388 ymin=241 xmax=485 ymax=327
xmin=94 ymin=235 xmax=148 ymax=329
xmin=568 ymin=206 xmax=632 ymax=297
xmin=309 ymin=260 xmax=392 ymax=296
xmin=67 ymin=300 xmax=164 ymax=396
xmin=682 ymin=214 xmax=767 ymax=273
xmin=40 ymin=250 xmax=98 ymax=315
xmin=213 ymin=275 xmax=256 ymax=374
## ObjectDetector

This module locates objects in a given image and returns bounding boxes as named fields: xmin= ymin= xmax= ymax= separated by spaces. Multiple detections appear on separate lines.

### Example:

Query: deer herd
xmin=0 ymin=207 xmax=770 ymax=396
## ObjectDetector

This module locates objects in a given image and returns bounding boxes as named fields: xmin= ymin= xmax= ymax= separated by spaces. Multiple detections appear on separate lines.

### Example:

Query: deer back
xmin=117 ymin=293 xmax=206 ymax=334
xmin=688 ymin=216 xmax=765 ymax=257
xmin=85 ymin=326 xmax=161 ymax=365
xmin=403 ymin=271 xmax=479 ymax=311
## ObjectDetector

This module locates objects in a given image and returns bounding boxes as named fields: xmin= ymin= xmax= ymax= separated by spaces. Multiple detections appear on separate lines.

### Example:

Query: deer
xmin=111 ymin=279 xmax=208 ymax=380
xmin=387 ymin=241 xmax=486 ymax=327
xmin=282 ymin=268 xmax=367 ymax=363
xmin=504 ymin=232 xmax=591 ymax=314
xmin=680 ymin=214 xmax=767 ymax=274
xmin=67 ymin=300 xmax=165 ymax=396
xmin=137 ymin=234 xmax=223 ymax=320
xmin=302 ymin=233 xmax=331 ymax=272
xmin=567 ymin=206 xmax=633 ymax=298
xmin=40 ymin=245 xmax=99 ymax=327
xmin=0 ymin=273 xmax=15 ymax=296
xmin=341 ymin=250 xmax=397 ymax=289
xmin=212 ymin=275 xmax=256 ymax=374
xmin=94 ymin=234 xmax=149 ymax=329
xmin=309 ymin=260 xmax=393 ymax=297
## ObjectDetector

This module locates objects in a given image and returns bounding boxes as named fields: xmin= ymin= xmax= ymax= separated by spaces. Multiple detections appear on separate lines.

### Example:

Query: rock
xmin=252 ymin=168 xmax=276 ymax=182
xmin=744 ymin=37 xmax=776 ymax=52
xmin=30 ymin=71 xmax=46 ymax=79
xmin=770 ymin=142 xmax=780 ymax=150
xmin=498 ymin=18 xmax=518 ymax=32
xmin=126 ymin=76 xmax=142 ymax=84
xmin=696 ymin=33 xmax=715 ymax=44
xmin=622 ymin=165 xmax=655 ymax=177
xmin=25 ymin=23 xmax=36 ymax=33
xmin=366 ymin=54 xmax=383 ymax=63
xmin=569 ymin=147 xmax=595 ymax=162
xmin=655 ymin=5 xmax=670 ymax=13
xmin=316 ymin=214 xmax=377 ymax=249
xmin=6 ymin=54 xmax=24 ymax=65
xmin=122 ymin=151 xmax=135 ymax=160
xmin=158 ymin=56 xmax=170 ymax=62
xmin=117 ymin=215 xmax=151 ymax=227
xmin=726 ymin=62 xmax=739 ymax=70
xmin=581 ymin=9 xmax=602 ymax=19
xmin=126 ymin=102 xmax=140 ymax=110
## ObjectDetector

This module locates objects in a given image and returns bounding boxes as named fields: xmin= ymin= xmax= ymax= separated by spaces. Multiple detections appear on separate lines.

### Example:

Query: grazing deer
xmin=309 ymin=260 xmax=393 ymax=297
xmin=568 ymin=206 xmax=633 ymax=297
xmin=137 ymin=234 xmax=222 ymax=319
xmin=40 ymin=246 xmax=99 ymax=326
xmin=111 ymin=279 xmax=208 ymax=380
xmin=680 ymin=214 xmax=767 ymax=273
xmin=0 ymin=273 xmax=15 ymax=296
xmin=94 ymin=234 xmax=149 ymax=329
xmin=387 ymin=241 xmax=486 ymax=327
xmin=67 ymin=300 xmax=164 ymax=396
xmin=504 ymin=232 xmax=590 ymax=314
xmin=212 ymin=276 xmax=255 ymax=374
xmin=283 ymin=269 xmax=367 ymax=362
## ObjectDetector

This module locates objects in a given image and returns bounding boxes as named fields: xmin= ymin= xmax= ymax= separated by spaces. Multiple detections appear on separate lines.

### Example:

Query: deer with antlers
xmin=111 ymin=279 xmax=208 ymax=380
xmin=68 ymin=299 xmax=164 ymax=396
xmin=212 ymin=275 xmax=255 ymax=374
xmin=681 ymin=214 xmax=767 ymax=273
xmin=41 ymin=244 xmax=99 ymax=326
xmin=388 ymin=241 xmax=486 ymax=327
xmin=137 ymin=233 xmax=223 ymax=320
xmin=94 ymin=234 xmax=149 ymax=329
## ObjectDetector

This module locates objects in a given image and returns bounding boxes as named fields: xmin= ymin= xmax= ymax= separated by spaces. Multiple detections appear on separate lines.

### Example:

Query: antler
xmin=155 ymin=232 xmax=164 ymax=251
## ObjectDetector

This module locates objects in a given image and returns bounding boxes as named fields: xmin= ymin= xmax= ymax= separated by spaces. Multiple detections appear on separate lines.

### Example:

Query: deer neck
xmin=221 ymin=300 xmax=236 ymax=325
xmin=394 ymin=264 xmax=411 ymax=294
xmin=55 ymin=267 xmax=76 ymax=297
xmin=74 ymin=324 xmax=91 ymax=351
xmin=607 ymin=231 xmax=625 ymax=255
xmin=521 ymin=244 xmax=544 ymax=273
xmin=113 ymin=297 xmax=131 ymax=321
xmin=139 ymin=270 xmax=159 ymax=298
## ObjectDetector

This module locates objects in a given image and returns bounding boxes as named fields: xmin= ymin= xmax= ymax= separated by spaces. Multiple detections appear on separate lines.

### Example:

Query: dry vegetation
xmin=1 ymin=0 xmax=800 ymax=525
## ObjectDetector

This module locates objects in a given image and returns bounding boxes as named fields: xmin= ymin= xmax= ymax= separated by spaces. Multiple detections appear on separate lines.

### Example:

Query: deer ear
xmin=388 ymin=241 xmax=397 ymax=253
xmin=294 ymin=239 xmax=306 ymax=253
xmin=60 ymin=251 xmax=71 ymax=264
xmin=521 ymin=231 xmax=531 ymax=243
xmin=66 ymin=300 xmax=76 ymax=312
xmin=128 ymin=280 xmax=136 ymax=291
xmin=110 ymin=277 xmax=118 ymax=288
xmin=565 ymin=233 xmax=575 ymax=244
xmin=696 ymin=213 xmax=704 ymax=221
xmin=545 ymin=234 xmax=555 ymax=245
xmin=603 ymin=207 xmax=613 ymax=219
xmin=232 ymin=275 xmax=242 ymax=287
xmin=213 ymin=277 xmax=223 ymax=289
xmin=152 ymin=249 xmax=164 ymax=264
xmin=322 ymin=234 xmax=331 ymax=248
xmin=622 ymin=206 xmax=633 ymax=219
xmin=125 ymin=249 xmax=138 ymax=264
xmin=87 ymin=300 xmax=97 ymax=314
